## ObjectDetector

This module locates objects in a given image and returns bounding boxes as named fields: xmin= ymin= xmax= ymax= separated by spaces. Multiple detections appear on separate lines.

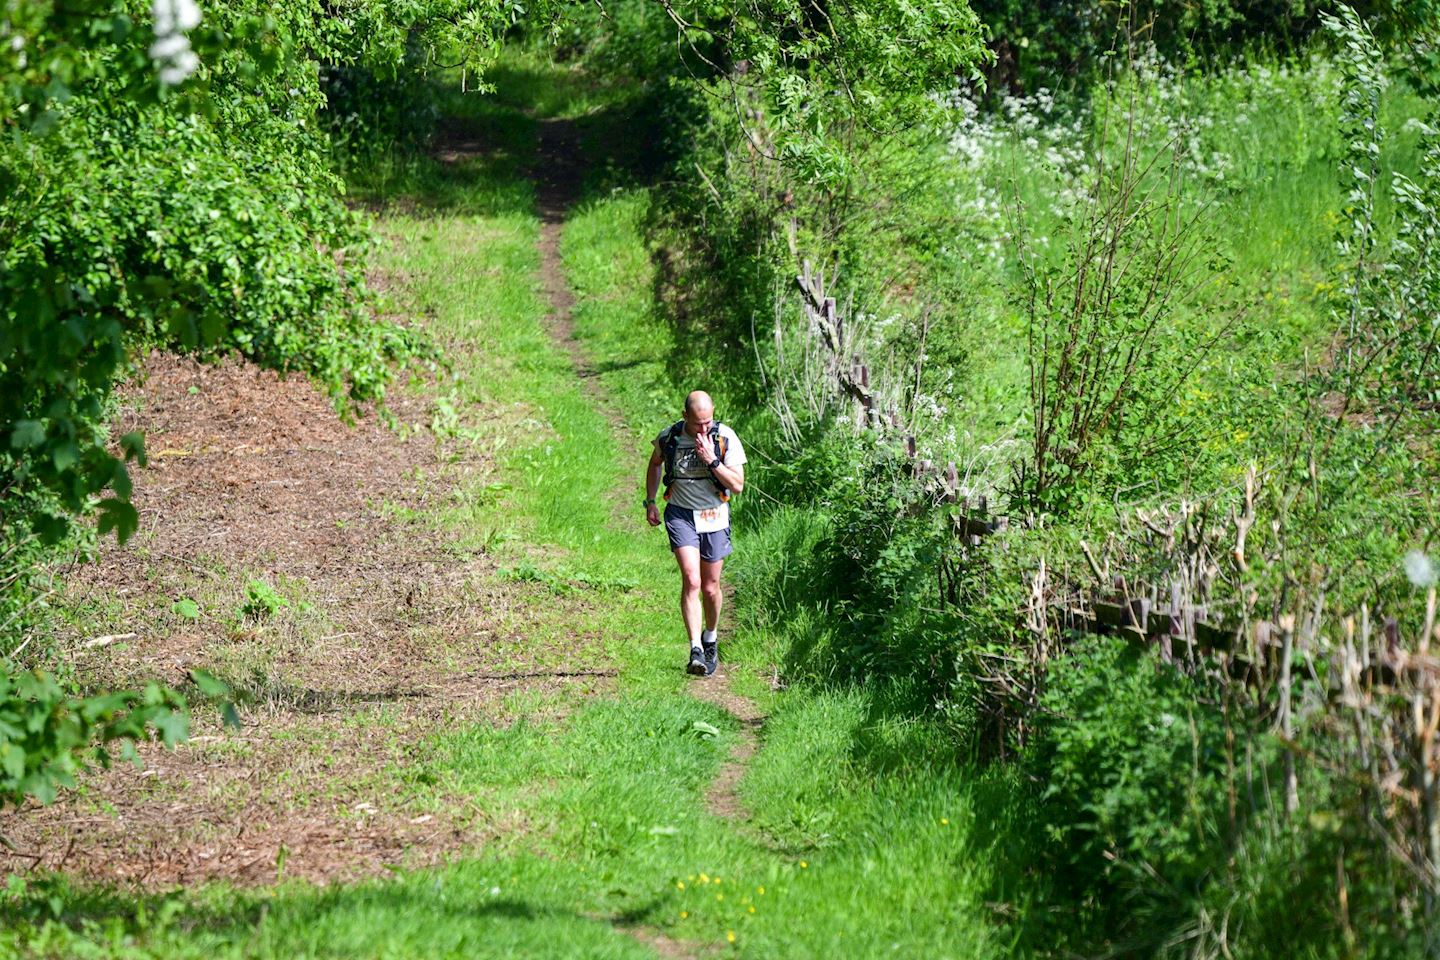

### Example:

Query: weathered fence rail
xmin=793 ymin=250 xmax=1438 ymax=686
xmin=790 ymin=221 xmax=1438 ymax=925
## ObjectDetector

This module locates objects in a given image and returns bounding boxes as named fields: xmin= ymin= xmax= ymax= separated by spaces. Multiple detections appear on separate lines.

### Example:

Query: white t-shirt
xmin=656 ymin=423 xmax=747 ymax=511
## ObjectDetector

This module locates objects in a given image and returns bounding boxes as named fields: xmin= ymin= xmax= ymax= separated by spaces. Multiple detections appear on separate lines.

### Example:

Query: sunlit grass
xmin=2 ymin=50 xmax=1009 ymax=959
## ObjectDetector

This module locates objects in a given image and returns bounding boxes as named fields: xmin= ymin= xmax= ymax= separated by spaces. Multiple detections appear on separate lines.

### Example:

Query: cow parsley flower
xmin=151 ymin=0 xmax=202 ymax=86
xmin=1404 ymin=550 xmax=1436 ymax=589
xmin=153 ymin=0 xmax=201 ymax=35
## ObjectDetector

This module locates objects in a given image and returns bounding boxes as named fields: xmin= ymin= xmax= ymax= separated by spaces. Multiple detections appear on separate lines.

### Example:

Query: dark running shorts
xmin=663 ymin=504 xmax=733 ymax=563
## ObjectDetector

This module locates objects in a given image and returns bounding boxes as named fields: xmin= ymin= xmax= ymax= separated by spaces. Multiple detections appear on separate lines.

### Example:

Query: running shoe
xmin=687 ymin=645 xmax=707 ymax=675
xmin=702 ymin=637 xmax=718 ymax=676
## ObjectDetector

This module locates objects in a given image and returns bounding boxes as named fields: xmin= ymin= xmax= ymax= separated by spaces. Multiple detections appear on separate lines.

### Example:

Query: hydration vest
xmin=660 ymin=421 xmax=730 ymax=502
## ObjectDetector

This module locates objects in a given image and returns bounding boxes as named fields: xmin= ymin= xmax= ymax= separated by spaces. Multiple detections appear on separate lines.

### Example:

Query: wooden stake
xmin=1280 ymin=616 xmax=1298 ymax=815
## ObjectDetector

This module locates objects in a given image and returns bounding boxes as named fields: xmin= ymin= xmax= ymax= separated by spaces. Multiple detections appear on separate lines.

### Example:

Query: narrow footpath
xmin=528 ymin=113 xmax=768 ymax=857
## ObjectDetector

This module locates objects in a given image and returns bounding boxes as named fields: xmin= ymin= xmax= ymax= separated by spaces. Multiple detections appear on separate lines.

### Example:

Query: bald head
xmin=682 ymin=391 xmax=715 ymax=438
xmin=684 ymin=391 xmax=714 ymax=418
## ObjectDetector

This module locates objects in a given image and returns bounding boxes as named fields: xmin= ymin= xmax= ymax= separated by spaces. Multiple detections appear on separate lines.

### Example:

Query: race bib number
xmin=694 ymin=503 xmax=729 ymax=534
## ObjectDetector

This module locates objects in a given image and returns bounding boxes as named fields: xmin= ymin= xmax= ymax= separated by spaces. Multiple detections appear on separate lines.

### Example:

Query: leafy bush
xmin=1026 ymin=636 xmax=1233 ymax=932
xmin=0 ymin=668 xmax=187 ymax=811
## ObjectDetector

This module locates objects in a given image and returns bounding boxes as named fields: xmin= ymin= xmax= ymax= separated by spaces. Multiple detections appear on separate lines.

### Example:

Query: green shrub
xmin=0 ymin=668 xmax=188 ymax=812
xmin=1025 ymin=636 xmax=1233 ymax=932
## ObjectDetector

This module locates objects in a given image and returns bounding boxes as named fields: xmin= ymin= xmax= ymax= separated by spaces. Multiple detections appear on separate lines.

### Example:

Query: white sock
xmin=691 ymin=636 xmax=703 ymax=651
xmin=701 ymin=628 xmax=717 ymax=645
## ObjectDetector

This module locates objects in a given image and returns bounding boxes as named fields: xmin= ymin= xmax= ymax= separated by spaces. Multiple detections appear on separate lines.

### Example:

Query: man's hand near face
xmin=693 ymin=429 xmax=717 ymax=466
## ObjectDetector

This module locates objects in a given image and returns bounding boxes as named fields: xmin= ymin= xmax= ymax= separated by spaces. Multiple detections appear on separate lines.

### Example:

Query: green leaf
xmin=199 ymin=305 xmax=228 ymax=346
xmin=111 ymin=461 xmax=133 ymax=500
xmin=51 ymin=442 xmax=80 ymax=473
xmin=120 ymin=431 xmax=148 ymax=467
xmin=96 ymin=499 xmax=139 ymax=543
xmin=689 ymin=720 xmax=721 ymax=740
xmin=152 ymin=711 xmax=189 ymax=747
xmin=171 ymin=598 xmax=200 ymax=620
xmin=187 ymin=669 xmax=229 ymax=698
xmin=10 ymin=421 xmax=45 ymax=450
xmin=0 ymin=743 xmax=25 ymax=781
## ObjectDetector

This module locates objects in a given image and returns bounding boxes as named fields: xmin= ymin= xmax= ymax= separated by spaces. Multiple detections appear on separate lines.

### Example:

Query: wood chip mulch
xmin=1 ymin=352 xmax=612 ymax=888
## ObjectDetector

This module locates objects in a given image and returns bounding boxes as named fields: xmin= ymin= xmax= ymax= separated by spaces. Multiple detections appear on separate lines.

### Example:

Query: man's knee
xmin=701 ymin=580 xmax=722 ymax=603
xmin=680 ymin=571 xmax=702 ymax=593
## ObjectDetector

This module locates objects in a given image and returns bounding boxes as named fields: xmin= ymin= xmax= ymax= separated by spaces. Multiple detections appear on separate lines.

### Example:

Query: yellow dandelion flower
xmin=940 ymin=818 xmax=949 ymax=825
xmin=727 ymin=931 xmax=736 ymax=943
xmin=757 ymin=886 xmax=765 ymax=895
xmin=677 ymin=881 xmax=686 ymax=890
xmin=700 ymin=873 xmax=710 ymax=884
xmin=748 ymin=905 xmax=756 ymax=914
xmin=681 ymin=911 xmax=688 ymax=919
xmin=799 ymin=861 xmax=808 ymax=869
xmin=714 ymin=877 xmax=722 ymax=885
xmin=716 ymin=893 xmax=725 ymax=901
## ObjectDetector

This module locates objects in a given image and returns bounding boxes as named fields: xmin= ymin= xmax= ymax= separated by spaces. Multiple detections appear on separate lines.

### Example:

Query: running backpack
xmin=660 ymin=421 xmax=730 ymax=502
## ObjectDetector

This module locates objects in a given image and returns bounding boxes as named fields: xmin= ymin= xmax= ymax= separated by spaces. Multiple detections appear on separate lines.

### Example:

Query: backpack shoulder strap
xmin=661 ymin=421 xmax=685 ymax=486
xmin=708 ymin=424 xmax=731 ymax=501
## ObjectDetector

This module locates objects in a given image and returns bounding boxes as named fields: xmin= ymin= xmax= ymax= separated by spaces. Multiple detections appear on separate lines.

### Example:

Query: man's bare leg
xmin=675 ymin=546 xmax=703 ymax=647
xmin=700 ymin=558 xmax=725 ymax=634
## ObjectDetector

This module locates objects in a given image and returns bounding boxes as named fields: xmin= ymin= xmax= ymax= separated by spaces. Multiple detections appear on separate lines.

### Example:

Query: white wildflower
xmin=1404 ymin=550 xmax=1436 ymax=589
xmin=158 ymin=49 xmax=199 ymax=86
xmin=148 ymin=32 xmax=189 ymax=60
xmin=151 ymin=0 xmax=202 ymax=87
xmin=153 ymin=0 xmax=201 ymax=35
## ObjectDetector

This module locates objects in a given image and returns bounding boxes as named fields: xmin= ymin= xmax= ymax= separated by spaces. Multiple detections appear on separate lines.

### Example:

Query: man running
xmin=644 ymin=391 xmax=747 ymax=676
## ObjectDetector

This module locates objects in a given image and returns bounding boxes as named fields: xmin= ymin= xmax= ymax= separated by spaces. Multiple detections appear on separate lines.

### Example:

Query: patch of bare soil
xmin=688 ymin=657 xmax=766 ymax=821
xmin=531 ymin=118 xmax=628 ymax=429
xmin=1 ymin=352 xmax=613 ymax=887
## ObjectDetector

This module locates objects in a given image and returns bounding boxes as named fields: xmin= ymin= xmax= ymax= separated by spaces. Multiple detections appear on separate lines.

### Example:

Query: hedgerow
xmin=562 ymin=0 xmax=1438 ymax=952
xmin=0 ymin=0 xmax=538 ymax=816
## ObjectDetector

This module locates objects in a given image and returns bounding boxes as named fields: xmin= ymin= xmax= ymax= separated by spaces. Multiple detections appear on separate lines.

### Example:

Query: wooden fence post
xmin=1279 ymin=616 xmax=1298 ymax=815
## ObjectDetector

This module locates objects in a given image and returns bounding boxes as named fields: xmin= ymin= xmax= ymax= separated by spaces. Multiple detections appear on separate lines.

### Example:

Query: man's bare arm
xmin=644 ymin=444 xmax=664 ymax=526
xmin=711 ymin=461 xmax=744 ymax=494
xmin=645 ymin=445 xmax=664 ymax=501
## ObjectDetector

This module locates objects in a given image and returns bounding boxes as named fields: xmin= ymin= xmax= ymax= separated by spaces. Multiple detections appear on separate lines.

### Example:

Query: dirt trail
xmin=533 ymin=119 xmax=623 ymax=417
xmin=529 ymin=115 xmax=768 ymax=956
xmin=529 ymin=118 xmax=767 ymax=820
